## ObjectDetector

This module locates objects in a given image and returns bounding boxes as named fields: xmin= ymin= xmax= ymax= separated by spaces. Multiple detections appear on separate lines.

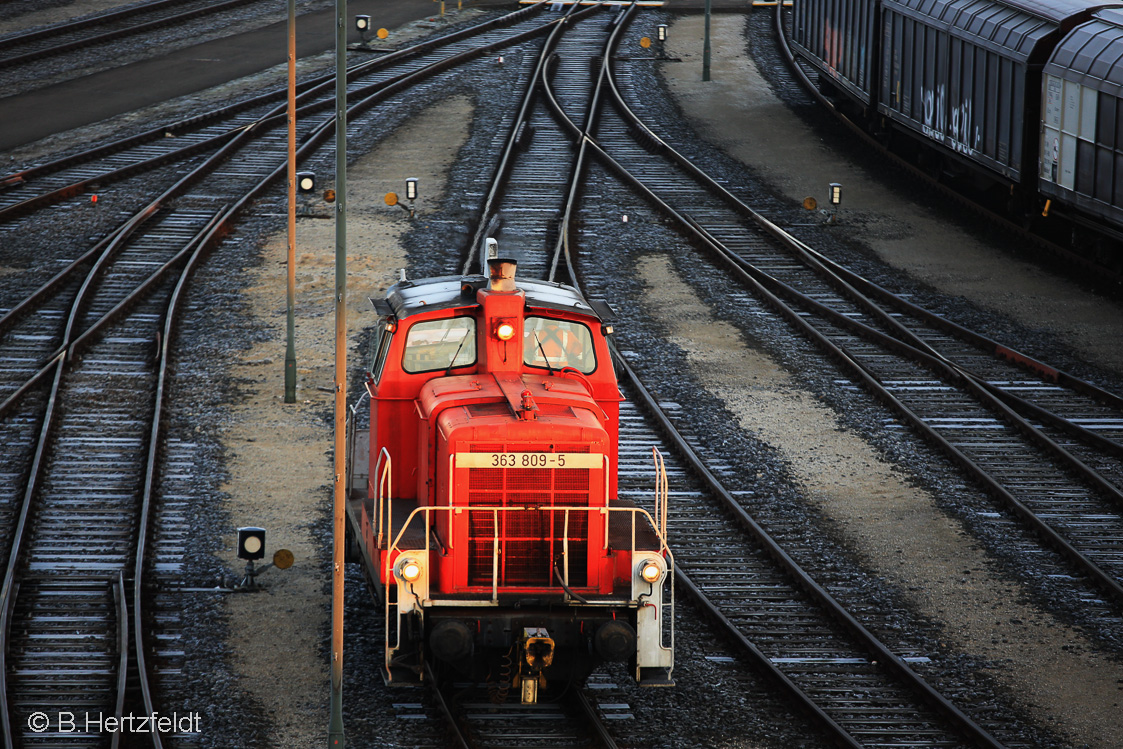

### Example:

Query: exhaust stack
xmin=487 ymin=257 xmax=518 ymax=293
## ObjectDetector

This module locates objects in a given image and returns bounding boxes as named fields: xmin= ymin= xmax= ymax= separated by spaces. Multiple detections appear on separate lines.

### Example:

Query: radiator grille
xmin=466 ymin=445 xmax=592 ymax=587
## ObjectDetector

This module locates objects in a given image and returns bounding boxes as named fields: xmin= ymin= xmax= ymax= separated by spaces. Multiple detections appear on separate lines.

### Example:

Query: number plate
xmin=456 ymin=452 xmax=601 ymax=469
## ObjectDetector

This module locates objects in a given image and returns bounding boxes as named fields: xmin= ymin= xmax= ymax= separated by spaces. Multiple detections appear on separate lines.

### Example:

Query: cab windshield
xmin=402 ymin=317 xmax=476 ymax=374
xmin=522 ymin=317 xmax=595 ymax=374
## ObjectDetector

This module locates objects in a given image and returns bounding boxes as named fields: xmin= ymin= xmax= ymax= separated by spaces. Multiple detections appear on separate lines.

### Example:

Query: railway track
xmin=0 ymin=6 xmax=583 ymax=745
xmin=0 ymin=0 xmax=270 ymax=73
xmin=572 ymin=10 xmax=1123 ymax=622
xmin=441 ymin=4 xmax=1031 ymax=745
xmin=425 ymin=661 xmax=622 ymax=749
xmin=2 ymin=0 xmax=1117 ymax=743
xmin=0 ymin=3 xmax=557 ymax=222
xmin=0 ymin=155 xmax=210 ymax=748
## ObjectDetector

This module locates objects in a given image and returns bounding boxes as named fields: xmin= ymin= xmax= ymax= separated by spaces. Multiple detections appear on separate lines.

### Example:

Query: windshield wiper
xmin=534 ymin=332 xmax=556 ymax=374
xmin=444 ymin=330 xmax=471 ymax=376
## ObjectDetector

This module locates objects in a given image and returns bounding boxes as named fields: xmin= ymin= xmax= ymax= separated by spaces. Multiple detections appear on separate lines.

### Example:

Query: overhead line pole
xmin=285 ymin=0 xmax=297 ymax=403
xmin=703 ymin=0 xmax=712 ymax=81
xmin=328 ymin=0 xmax=347 ymax=744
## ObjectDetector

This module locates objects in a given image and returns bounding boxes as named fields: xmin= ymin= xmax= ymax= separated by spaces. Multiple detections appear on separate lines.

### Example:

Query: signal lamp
xmin=828 ymin=182 xmax=842 ymax=206
xmin=496 ymin=321 xmax=516 ymax=341
xmin=238 ymin=527 xmax=266 ymax=561
xmin=405 ymin=177 xmax=418 ymax=201
xmin=640 ymin=559 xmax=662 ymax=583
xmin=397 ymin=558 xmax=422 ymax=583
xmin=297 ymin=172 xmax=316 ymax=193
xmin=355 ymin=14 xmax=371 ymax=31
xmin=657 ymin=24 xmax=668 ymax=41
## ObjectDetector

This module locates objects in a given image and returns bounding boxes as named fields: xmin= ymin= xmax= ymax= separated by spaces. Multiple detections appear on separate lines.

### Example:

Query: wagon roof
xmin=1044 ymin=9 xmax=1123 ymax=94
xmin=885 ymin=0 xmax=1112 ymax=57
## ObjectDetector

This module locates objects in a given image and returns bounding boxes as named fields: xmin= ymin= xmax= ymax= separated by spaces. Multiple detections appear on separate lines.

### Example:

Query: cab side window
xmin=368 ymin=323 xmax=394 ymax=383
xmin=402 ymin=317 xmax=477 ymax=374
xmin=523 ymin=317 xmax=596 ymax=374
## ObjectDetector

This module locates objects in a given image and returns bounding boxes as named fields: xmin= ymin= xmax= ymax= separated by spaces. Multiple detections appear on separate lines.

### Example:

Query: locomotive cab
xmin=346 ymin=259 xmax=673 ymax=699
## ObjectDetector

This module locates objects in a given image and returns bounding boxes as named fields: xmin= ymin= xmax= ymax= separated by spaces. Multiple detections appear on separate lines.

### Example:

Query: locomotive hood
xmin=417 ymin=371 xmax=609 ymax=425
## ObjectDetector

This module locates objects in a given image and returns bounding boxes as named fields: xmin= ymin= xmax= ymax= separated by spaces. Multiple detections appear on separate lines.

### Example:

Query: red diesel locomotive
xmin=346 ymin=257 xmax=673 ymax=702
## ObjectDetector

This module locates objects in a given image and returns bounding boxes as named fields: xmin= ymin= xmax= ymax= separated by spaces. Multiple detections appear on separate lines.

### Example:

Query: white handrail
xmin=386 ymin=503 xmax=672 ymax=589
xmin=491 ymin=509 xmax=499 ymax=603
xmin=383 ymin=502 xmax=677 ymax=676
xmin=375 ymin=447 xmax=392 ymax=548
xmin=652 ymin=447 xmax=669 ymax=541
xmin=562 ymin=509 xmax=571 ymax=591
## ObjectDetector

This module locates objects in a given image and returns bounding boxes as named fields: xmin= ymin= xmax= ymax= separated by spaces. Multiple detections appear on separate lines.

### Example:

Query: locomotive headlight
xmin=396 ymin=558 xmax=423 ymax=583
xmin=639 ymin=558 xmax=663 ymax=583
xmin=495 ymin=321 xmax=516 ymax=341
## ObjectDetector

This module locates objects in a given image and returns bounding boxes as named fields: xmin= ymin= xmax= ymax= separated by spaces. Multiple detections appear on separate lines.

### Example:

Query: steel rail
xmin=543 ymin=5 xmax=627 ymax=285
xmin=0 ymin=0 xmax=263 ymax=69
xmin=660 ymin=211 xmax=1123 ymax=511
xmin=0 ymin=0 xmax=237 ymax=52
xmin=0 ymin=104 xmax=264 ymax=418
xmin=0 ymin=578 xmax=16 ymax=748
xmin=762 ymin=224 xmax=1123 ymax=412
xmin=0 ymin=358 xmax=64 ymax=747
xmin=2 ymin=30 xmax=532 ymax=220
xmin=770 ymin=7 xmax=1123 ymax=287
xmin=601 ymin=39 xmax=1123 ymax=468
xmin=424 ymin=660 xmax=619 ymax=749
xmin=423 ymin=661 xmax=471 ymax=749
xmin=430 ymin=9 xmax=630 ymax=746
xmin=671 ymin=569 xmax=861 ymax=749
xmin=617 ymin=355 xmax=1008 ymax=749
xmin=0 ymin=209 xmax=220 ymax=749
xmin=587 ymin=26 xmax=1123 ymax=606
xmin=0 ymin=217 xmax=129 ymax=337
xmin=129 ymin=203 xmax=241 ymax=749
xmin=0 ymin=15 xmax=567 ymax=742
xmin=605 ymin=108 xmax=1123 ymax=462
xmin=567 ymin=688 xmax=621 ymax=749
xmin=0 ymin=2 xmax=551 ymax=196
xmin=0 ymin=209 xmax=187 ymax=749
xmin=0 ymin=13 xmax=573 ymax=420
xmin=537 ymin=9 xmax=1004 ymax=746
xmin=562 ymin=96 xmax=1123 ymax=607
xmin=0 ymin=13 xmax=566 ymax=386
xmin=111 ymin=573 xmax=129 ymax=749
xmin=461 ymin=2 xmax=602 ymax=275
